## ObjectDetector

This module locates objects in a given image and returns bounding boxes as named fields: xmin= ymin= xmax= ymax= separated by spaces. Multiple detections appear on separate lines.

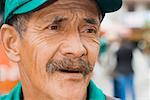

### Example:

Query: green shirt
xmin=0 ymin=80 xmax=106 ymax=100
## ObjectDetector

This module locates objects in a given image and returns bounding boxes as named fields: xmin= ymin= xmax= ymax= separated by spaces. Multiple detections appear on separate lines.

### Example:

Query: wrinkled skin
xmin=0 ymin=0 xmax=102 ymax=100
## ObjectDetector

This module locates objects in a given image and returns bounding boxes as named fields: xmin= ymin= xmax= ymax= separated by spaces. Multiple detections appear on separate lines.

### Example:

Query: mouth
xmin=57 ymin=68 xmax=86 ymax=81
xmin=59 ymin=69 xmax=81 ymax=74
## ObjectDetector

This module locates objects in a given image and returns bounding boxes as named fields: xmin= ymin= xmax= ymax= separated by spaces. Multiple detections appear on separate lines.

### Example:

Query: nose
xmin=60 ymin=35 xmax=87 ymax=58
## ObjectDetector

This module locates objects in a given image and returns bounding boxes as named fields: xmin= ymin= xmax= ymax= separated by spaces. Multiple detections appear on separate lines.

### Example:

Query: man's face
xmin=16 ymin=0 xmax=100 ymax=99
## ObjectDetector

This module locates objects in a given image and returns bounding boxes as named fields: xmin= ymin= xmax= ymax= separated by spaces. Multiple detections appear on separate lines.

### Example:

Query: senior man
xmin=0 ymin=0 xmax=122 ymax=100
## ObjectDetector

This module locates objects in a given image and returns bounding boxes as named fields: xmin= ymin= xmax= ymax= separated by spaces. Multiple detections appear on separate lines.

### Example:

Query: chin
xmin=66 ymin=76 xmax=91 ymax=98
xmin=45 ymin=72 xmax=91 ymax=100
xmin=55 ymin=82 xmax=88 ymax=100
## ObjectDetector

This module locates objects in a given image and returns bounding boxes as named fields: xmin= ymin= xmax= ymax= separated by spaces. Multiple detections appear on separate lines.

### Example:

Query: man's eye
xmin=85 ymin=29 xmax=97 ymax=34
xmin=48 ymin=25 xmax=58 ymax=30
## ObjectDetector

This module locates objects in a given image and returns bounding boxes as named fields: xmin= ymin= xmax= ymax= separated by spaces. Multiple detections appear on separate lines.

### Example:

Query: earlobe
xmin=0 ymin=24 xmax=21 ymax=62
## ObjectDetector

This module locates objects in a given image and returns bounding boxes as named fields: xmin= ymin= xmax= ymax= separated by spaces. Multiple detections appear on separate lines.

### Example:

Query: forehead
xmin=51 ymin=0 xmax=98 ymax=9
xmin=31 ymin=0 xmax=100 ymax=20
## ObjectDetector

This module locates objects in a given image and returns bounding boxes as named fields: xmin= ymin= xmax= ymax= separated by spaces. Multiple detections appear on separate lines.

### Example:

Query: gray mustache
xmin=46 ymin=58 xmax=93 ymax=76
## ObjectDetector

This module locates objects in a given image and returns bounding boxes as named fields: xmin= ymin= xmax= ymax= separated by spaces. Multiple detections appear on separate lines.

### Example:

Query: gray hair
xmin=8 ymin=13 xmax=31 ymax=35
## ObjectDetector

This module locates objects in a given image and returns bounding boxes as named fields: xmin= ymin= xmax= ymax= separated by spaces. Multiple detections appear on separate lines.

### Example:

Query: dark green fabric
xmin=0 ymin=0 xmax=122 ymax=23
xmin=0 ymin=80 xmax=106 ymax=100
xmin=96 ymin=0 xmax=122 ymax=13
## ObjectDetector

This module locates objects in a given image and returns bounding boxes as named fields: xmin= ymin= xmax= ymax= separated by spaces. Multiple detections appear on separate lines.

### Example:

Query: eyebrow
xmin=51 ymin=16 xmax=99 ymax=26
xmin=84 ymin=18 xmax=98 ymax=25
xmin=52 ymin=16 xmax=68 ymax=24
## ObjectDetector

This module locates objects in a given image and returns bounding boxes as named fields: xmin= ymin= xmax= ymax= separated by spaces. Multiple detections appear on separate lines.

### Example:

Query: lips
xmin=59 ymin=68 xmax=83 ymax=74
xmin=57 ymin=69 xmax=85 ymax=81
xmin=55 ymin=66 xmax=93 ymax=77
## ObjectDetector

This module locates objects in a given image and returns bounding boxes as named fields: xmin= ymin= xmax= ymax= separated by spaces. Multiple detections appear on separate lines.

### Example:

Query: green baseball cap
xmin=0 ymin=0 xmax=122 ymax=24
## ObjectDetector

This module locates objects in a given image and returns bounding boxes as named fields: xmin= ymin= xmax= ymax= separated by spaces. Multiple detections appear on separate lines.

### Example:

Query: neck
xmin=21 ymin=79 xmax=87 ymax=100
xmin=22 ymin=86 xmax=87 ymax=100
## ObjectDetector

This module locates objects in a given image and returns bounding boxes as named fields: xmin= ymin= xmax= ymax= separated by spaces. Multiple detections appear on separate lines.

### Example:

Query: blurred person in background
xmin=97 ymin=35 xmax=109 ymax=65
xmin=0 ymin=0 xmax=122 ymax=100
xmin=112 ymin=34 xmax=136 ymax=100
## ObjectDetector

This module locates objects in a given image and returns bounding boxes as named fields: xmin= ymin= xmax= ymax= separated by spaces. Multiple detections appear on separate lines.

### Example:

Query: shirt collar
xmin=4 ymin=80 xmax=105 ymax=100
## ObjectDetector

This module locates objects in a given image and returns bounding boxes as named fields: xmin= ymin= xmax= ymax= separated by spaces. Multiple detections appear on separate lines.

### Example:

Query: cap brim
xmin=15 ymin=0 xmax=122 ymax=14
xmin=2 ymin=0 xmax=122 ymax=23
xmin=5 ymin=0 xmax=48 ymax=23
xmin=96 ymin=0 xmax=122 ymax=13
xmin=14 ymin=0 xmax=48 ymax=14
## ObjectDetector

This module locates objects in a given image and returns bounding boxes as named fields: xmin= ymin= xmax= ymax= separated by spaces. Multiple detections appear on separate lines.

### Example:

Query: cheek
xmin=82 ymin=38 xmax=99 ymax=67
xmin=19 ymin=35 xmax=62 ymax=81
xmin=88 ymin=44 xmax=99 ymax=67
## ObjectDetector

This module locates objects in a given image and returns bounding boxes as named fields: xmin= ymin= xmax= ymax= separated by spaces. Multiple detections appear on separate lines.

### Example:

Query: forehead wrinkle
xmin=33 ymin=0 xmax=99 ymax=18
xmin=53 ymin=0 xmax=95 ymax=7
xmin=52 ymin=16 xmax=68 ymax=24
xmin=51 ymin=2 xmax=98 ymax=15
xmin=29 ymin=0 xmax=100 ymax=30
xmin=68 ymin=11 xmax=80 ymax=32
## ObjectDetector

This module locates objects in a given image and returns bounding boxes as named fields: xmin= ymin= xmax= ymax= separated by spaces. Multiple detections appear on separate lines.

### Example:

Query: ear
xmin=0 ymin=24 xmax=21 ymax=62
xmin=99 ymin=31 xmax=105 ymax=37
xmin=98 ymin=26 xmax=104 ymax=38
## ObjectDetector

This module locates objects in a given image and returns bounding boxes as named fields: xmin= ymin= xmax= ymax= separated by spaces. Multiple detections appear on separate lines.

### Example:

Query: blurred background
xmin=0 ymin=0 xmax=150 ymax=100
xmin=93 ymin=0 xmax=150 ymax=100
